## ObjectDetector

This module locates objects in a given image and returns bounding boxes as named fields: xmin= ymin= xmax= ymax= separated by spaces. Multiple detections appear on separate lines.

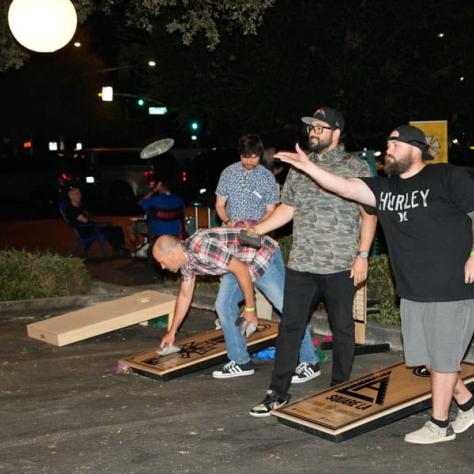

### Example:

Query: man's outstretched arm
xmin=276 ymin=143 xmax=377 ymax=208
xmin=160 ymin=276 xmax=196 ymax=348
xmin=254 ymin=203 xmax=295 ymax=235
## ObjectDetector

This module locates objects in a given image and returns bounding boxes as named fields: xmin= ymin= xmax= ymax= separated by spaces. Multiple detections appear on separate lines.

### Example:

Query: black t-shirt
xmin=361 ymin=164 xmax=474 ymax=302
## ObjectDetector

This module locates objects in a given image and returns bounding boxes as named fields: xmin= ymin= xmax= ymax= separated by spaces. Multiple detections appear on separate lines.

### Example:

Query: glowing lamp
xmin=8 ymin=0 xmax=78 ymax=53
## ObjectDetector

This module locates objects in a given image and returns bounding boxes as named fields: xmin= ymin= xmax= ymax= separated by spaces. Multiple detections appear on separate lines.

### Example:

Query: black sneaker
xmin=249 ymin=390 xmax=290 ymax=417
xmin=212 ymin=360 xmax=255 ymax=379
xmin=291 ymin=362 xmax=321 ymax=384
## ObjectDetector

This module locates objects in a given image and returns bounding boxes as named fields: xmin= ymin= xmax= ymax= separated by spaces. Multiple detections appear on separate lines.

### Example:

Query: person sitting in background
xmin=131 ymin=180 xmax=185 ymax=258
xmin=64 ymin=187 xmax=129 ymax=256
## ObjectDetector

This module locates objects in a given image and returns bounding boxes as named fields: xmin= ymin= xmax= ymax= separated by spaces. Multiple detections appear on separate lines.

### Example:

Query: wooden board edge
xmin=120 ymin=333 xmax=278 ymax=376
xmin=122 ymin=338 xmax=276 ymax=381
xmin=272 ymin=377 xmax=474 ymax=442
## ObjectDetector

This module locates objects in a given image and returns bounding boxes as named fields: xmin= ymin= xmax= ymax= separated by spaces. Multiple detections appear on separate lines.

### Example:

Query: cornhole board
xmin=272 ymin=361 xmax=474 ymax=442
xmin=26 ymin=290 xmax=176 ymax=347
xmin=119 ymin=319 xmax=279 ymax=381
xmin=353 ymin=283 xmax=367 ymax=345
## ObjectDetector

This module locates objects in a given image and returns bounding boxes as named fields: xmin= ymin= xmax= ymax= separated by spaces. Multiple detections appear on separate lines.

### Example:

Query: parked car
xmin=74 ymin=147 xmax=184 ymax=213
xmin=77 ymin=148 xmax=151 ymax=206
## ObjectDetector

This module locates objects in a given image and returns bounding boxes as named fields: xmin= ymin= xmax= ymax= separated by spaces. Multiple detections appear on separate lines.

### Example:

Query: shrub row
xmin=0 ymin=249 xmax=90 ymax=301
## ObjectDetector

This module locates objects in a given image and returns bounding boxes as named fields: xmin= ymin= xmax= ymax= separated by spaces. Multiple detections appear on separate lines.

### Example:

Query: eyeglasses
xmin=306 ymin=125 xmax=332 ymax=135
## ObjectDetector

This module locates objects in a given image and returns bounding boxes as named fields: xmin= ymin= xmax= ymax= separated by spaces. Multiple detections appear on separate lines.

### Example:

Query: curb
xmin=0 ymin=281 xmax=132 ymax=315
xmin=2 ymin=279 xmax=472 ymax=362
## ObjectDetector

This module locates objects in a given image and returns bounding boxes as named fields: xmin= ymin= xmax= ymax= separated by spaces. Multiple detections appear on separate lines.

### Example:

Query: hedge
xmin=0 ymin=249 xmax=90 ymax=301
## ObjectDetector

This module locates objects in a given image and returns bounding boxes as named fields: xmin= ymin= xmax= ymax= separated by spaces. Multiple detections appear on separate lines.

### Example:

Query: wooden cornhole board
xmin=26 ymin=290 xmax=176 ymax=347
xmin=272 ymin=361 xmax=474 ymax=442
xmin=353 ymin=283 xmax=367 ymax=345
xmin=120 ymin=319 xmax=279 ymax=381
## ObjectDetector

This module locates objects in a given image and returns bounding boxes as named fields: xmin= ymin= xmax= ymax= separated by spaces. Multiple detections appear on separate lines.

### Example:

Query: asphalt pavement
xmin=2 ymin=298 xmax=474 ymax=473
xmin=1 ymin=229 xmax=473 ymax=473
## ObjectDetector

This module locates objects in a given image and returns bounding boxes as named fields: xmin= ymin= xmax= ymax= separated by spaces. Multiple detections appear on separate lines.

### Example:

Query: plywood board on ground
xmin=26 ymin=290 xmax=175 ymax=347
xmin=120 ymin=319 xmax=279 ymax=381
xmin=272 ymin=361 xmax=474 ymax=442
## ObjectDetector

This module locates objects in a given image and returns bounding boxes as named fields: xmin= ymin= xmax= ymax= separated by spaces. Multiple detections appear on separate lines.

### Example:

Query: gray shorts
xmin=400 ymin=299 xmax=474 ymax=372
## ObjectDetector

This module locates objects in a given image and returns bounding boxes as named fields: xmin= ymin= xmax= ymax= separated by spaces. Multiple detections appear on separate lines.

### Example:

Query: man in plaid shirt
xmin=154 ymin=227 xmax=284 ymax=378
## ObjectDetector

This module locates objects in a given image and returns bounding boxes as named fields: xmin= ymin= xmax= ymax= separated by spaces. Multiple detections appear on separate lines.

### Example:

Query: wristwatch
xmin=357 ymin=250 xmax=369 ymax=258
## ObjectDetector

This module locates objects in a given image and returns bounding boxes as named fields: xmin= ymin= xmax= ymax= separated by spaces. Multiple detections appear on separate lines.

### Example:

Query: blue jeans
xmin=215 ymin=248 xmax=316 ymax=364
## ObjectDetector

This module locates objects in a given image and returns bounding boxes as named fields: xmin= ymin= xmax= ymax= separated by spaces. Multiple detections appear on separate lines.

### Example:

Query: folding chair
xmin=59 ymin=203 xmax=107 ymax=257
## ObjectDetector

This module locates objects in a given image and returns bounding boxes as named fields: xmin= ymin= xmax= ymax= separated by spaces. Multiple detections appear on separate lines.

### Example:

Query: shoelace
xmin=425 ymin=421 xmax=445 ymax=433
xmin=223 ymin=361 xmax=237 ymax=371
xmin=295 ymin=363 xmax=309 ymax=374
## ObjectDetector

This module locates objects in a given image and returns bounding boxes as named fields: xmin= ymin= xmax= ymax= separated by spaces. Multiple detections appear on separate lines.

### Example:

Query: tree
xmin=0 ymin=0 xmax=276 ymax=72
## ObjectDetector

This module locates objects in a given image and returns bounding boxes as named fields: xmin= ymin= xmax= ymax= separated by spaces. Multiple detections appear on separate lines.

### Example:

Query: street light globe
xmin=8 ymin=0 xmax=78 ymax=53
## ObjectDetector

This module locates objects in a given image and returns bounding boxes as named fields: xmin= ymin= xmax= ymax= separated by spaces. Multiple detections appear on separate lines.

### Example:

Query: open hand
xmin=274 ymin=143 xmax=311 ymax=172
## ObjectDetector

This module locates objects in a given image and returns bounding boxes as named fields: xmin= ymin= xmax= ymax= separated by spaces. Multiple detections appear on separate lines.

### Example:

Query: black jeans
xmin=269 ymin=268 xmax=355 ymax=397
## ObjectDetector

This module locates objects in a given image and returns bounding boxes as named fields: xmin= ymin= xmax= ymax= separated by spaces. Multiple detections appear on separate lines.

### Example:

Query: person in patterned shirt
xmin=154 ymin=227 xmax=284 ymax=378
xmin=215 ymin=134 xmax=279 ymax=227
xmin=215 ymin=134 xmax=318 ymax=383
xmin=250 ymin=106 xmax=377 ymax=417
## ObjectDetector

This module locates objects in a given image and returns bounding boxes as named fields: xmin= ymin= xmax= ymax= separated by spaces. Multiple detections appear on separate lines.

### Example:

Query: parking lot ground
xmin=1 ymin=307 xmax=473 ymax=474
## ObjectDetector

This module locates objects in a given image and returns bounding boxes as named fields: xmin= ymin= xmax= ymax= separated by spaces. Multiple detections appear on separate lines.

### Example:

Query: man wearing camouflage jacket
xmin=250 ymin=106 xmax=377 ymax=416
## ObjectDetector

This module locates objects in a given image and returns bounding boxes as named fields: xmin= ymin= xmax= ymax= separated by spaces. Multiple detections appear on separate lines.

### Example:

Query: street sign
xmin=148 ymin=106 xmax=168 ymax=115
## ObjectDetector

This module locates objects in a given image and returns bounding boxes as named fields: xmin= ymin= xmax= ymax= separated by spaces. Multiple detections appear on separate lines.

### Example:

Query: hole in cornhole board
xmin=120 ymin=319 xmax=279 ymax=381
xmin=272 ymin=361 xmax=474 ymax=442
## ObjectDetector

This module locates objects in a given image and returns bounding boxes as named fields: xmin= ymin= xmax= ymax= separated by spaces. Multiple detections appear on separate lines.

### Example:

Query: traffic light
xmin=137 ymin=98 xmax=145 ymax=107
xmin=189 ymin=121 xmax=200 ymax=143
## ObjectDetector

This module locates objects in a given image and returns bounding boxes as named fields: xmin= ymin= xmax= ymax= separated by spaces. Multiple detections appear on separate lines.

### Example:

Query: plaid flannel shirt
xmin=180 ymin=228 xmax=278 ymax=282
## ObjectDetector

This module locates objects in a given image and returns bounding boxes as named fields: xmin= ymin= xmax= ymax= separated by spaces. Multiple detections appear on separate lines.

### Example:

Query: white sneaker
xmin=212 ymin=360 xmax=254 ymax=379
xmin=404 ymin=421 xmax=456 ymax=444
xmin=134 ymin=242 xmax=150 ymax=258
xmin=291 ymin=362 xmax=321 ymax=384
xmin=452 ymin=407 xmax=474 ymax=434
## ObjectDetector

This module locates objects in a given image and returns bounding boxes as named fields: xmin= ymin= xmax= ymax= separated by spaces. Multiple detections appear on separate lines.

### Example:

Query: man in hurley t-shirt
xmin=273 ymin=124 xmax=474 ymax=445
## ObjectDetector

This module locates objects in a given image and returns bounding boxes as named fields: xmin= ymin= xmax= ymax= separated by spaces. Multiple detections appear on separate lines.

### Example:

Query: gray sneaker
xmin=452 ymin=407 xmax=474 ymax=434
xmin=404 ymin=421 xmax=456 ymax=444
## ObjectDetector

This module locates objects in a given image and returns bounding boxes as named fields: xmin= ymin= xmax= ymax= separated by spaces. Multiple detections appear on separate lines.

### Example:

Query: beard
xmin=383 ymin=153 xmax=412 ymax=176
xmin=308 ymin=135 xmax=332 ymax=153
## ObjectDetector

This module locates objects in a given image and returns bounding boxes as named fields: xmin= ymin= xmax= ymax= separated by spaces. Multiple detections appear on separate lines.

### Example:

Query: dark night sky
xmin=1 ymin=0 xmax=474 ymax=154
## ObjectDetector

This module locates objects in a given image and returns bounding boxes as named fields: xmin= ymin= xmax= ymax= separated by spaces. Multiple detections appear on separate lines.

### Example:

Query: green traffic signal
xmin=137 ymin=98 xmax=145 ymax=106
xmin=191 ymin=121 xmax=199 ymax=130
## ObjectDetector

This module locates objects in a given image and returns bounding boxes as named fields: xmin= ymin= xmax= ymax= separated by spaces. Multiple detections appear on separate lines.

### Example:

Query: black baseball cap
xmin=387 ymin=125 xmax=433 ymax=160
xmin=301 ymin=106 xmax=345 ymax=132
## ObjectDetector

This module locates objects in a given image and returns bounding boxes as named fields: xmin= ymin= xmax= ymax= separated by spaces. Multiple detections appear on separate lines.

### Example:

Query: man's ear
xmin=332 ymin=128 xmax=341 ymax=144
